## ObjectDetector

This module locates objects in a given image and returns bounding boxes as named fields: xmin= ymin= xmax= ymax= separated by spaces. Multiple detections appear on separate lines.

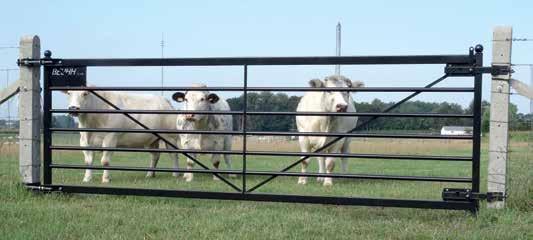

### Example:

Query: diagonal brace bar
xmin=247 ymin=74 xmax=451 ymax=192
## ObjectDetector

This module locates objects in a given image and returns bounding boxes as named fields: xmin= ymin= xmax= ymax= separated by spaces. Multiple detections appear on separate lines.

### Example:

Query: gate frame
xmin=15 ymin=29 xmax=513 ymax=212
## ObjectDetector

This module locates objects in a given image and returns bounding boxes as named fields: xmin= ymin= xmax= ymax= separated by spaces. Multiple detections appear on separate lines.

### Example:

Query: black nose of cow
xmin=185 ymin=114 xmax=196 ymax=121
xmin=68 ymin=106 xmax=80 ymax=116
xmin=336 ymin=104 xmax=348 ymax=112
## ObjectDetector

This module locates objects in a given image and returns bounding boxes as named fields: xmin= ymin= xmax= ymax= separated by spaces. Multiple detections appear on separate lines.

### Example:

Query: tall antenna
xmin=6 ymin=70 xmax=9 ymax=125
xmin=160 ymin=32 xmax=165 ymax=96
xmin=335 ymin=22 xmax=341 ymax=75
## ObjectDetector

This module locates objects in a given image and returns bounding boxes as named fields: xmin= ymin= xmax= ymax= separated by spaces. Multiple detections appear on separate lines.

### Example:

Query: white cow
xmin=171 ymin=83 xmax=234 ymax=182
xmin=296 ymin=75 xmax=364 ymax=186
xmin=63 ymin=89 xmax=180 ymax=183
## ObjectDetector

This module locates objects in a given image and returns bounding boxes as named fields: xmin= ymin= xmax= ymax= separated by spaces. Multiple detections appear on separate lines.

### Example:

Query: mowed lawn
xmin=0 ymin=133 xmax=531 ymax=239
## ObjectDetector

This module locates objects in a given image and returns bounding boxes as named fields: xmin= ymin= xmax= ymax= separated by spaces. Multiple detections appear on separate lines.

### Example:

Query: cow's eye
xmin=200 ymin=98 xmax=205 ymax=101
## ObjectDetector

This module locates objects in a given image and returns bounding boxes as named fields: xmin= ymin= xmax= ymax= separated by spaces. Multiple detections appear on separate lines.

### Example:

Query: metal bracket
xmin=17 ymin=58 xmax=61 ymax=67
xmin=442 ymin=188 xmax=506 ymax=202
xmin=17 ymin=50 xmax=60 ymax=67
xmin=444 ymin=64 xmax=512 ymax=76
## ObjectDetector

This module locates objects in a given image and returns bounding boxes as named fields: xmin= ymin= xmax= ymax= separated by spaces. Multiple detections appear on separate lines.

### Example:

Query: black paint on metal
xmin=49 ymin=86 xmax=474 ymax=92
xmin=49 ymin=127 xmax=473 ymax=139
xmin=471 ymin=45 xmax=483 ymax=211
xmin=47 ymin=185 xmax=477 ymax=212
xmin=36 ymin=49 xmax=486 ymax=212
xmin=49 ymin=145 xmax=472 ymax=161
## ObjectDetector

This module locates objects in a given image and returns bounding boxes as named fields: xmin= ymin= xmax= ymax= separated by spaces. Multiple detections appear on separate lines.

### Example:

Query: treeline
xmin=226 ymin=92 xmax=532 ymax=132
xmin=46 ymin=91 xmax=531 ymax=132
xmin=51 ymin=115 xmax=77 ymax=129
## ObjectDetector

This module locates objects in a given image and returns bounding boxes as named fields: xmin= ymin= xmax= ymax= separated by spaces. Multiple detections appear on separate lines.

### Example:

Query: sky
xmin=1 ymin=0 xmax=532 ymax=118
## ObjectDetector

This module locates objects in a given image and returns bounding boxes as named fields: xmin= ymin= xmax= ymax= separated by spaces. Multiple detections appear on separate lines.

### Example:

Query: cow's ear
xmin=343 ymin=78 xmax=353 ymax=88
xmin=172 ymin=92 xmax=186 ymax=102
xmin=207 ymin=93 xmax=220 ymax=103
xmin=351 ymin=80 xmax=365 ymax=88
xmin=308 ymin=79 xmax=324 ymax=88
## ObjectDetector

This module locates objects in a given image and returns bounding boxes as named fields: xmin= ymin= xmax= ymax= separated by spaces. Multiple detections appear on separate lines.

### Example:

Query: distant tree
xmin=52 ymin=115 xmax=77 ymax=128
xmin=225 ymin=93 xmax=529 ymax=132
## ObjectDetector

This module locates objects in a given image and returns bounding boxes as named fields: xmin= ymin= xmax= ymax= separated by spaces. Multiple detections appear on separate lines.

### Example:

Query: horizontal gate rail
xmin=31 ymin=54 xmax=473 ymax=67
xmin=44 ymin=185 xmax=477 ymax=211
xmin=49 ymin=164 xmax=472 ymax=183
xmin=49 ymin=86 xmax=475 ymax=92
xmin=50 ymin=109 xmax=473 ymax=118
xmin=50 ymin=145 xmax=471 ymax=161
xmin=49 ymin=127 xmax=473 ymax=139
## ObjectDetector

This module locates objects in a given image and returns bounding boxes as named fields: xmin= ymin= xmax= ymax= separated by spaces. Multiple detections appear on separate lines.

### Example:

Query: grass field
xmin=0 ymin=132 xmax=531 ymax=239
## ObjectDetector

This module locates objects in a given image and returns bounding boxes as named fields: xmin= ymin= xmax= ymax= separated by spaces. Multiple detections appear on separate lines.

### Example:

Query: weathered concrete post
xmin=488 ymin=26 xmax=512 ymax=209
xmin=18 ymin=35 xmax=41 ymax=185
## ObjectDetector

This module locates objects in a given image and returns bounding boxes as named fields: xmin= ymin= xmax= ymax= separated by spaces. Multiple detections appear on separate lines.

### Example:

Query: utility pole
xmin=160 ymin=32 xmax=165 ymax=96
xmin=6 ymin=70 xmax=10 ymax=126
xmin=335 ymin=22 xmax=341 ymax=75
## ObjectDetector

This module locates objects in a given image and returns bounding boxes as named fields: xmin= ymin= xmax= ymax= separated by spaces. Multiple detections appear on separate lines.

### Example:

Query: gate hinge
xmin=17 ymin=58 xmax=61 ymax=67
xmin=442 ymin=188 xmax=506 ymax=202
xmin=444 ymin=64 xmax=513 ymax=76
xmin=17 ymin=50 xmax=60 ymax=67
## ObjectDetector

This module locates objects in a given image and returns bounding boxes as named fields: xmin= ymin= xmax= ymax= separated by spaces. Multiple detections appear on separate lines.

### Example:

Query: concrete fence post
xmin=18 ymin=35 xmax=41 ymax=185
xmin=488 ymin=26 xmax=512 ymax=209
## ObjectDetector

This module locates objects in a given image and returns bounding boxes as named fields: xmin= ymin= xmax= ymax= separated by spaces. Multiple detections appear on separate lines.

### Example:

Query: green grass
xmin=0 ymin=133 xmax=531 ymax=239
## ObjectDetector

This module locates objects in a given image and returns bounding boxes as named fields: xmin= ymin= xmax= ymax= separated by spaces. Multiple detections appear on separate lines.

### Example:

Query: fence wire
xmin=506 ymin=65 xmax=532 ymax=210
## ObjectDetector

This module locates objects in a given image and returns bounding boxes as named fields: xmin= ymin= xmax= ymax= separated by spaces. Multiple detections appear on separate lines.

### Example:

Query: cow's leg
xmin=298 ymin=157 xmax=311 ymax=185
xmin=223 ymin=137 xmax=236 ymax=178
xmin=146 ymin=141 xmax=160 ymax=178
xmin=297 ymin=137 xmax=311 ymax=185
xmin=100 ymin=134 xmax=117 ymax=183
xmin=340 ymin=139 xmax=350 ymax=173
xmin=211 ymin=154 xmax=221 ymax=181
xmin=80 ymin=132 xmax=94 ymax=182
xmin=183 ymin=153 xmax=196 ymax=182
xmin=324 ymin=157 xmax=335 ymax=186
xmin=316 ymin=157 xmax=326 ymax=182
xmin=82 ymin=150 xmax=95 ymax=182
xmin=171 ymin=152 xmax=180 ymax=178
xmin=162 ymin=139 xmax=180 ymax=178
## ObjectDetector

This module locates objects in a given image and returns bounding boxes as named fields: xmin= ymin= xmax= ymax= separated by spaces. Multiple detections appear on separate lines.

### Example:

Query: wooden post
xmin=18 ymin=35 xmax=41 ymax=185
xmin=488 ymin=26 xmax=512 ymax=209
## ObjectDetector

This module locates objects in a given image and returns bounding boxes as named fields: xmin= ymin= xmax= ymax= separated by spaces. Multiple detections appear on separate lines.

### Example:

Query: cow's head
xmin=172 ymin=83 xmax=220 ymax=122
xmin=61 ymin=90 xmax=92 ymax=117
xmin=309 ymin=75 xmax=364 ymax=113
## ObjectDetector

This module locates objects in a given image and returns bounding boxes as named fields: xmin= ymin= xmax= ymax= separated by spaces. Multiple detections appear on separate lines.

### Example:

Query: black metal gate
xmin=22 ymin=45 xmax=491 ymax=212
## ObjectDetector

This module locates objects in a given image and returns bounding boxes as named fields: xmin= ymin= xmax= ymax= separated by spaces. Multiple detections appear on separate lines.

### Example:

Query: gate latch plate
xmin=444 ymin=64 xmax=512 ymax=76
xmin=442 ymin=188 xmax=472 ymax=201
xmin=442 ymin=188 xmax=506 ymax=202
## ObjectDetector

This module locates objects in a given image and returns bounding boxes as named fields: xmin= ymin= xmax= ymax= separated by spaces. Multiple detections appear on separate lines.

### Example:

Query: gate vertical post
xmin=242 ymin=65 xmax=248 ymax=193
xmin=18 ymin=35 xmax=41 ymax=185
xmin=472 ymin=45 xmax=483 ymax=211
xmin=488 ymin=26 xmax=512 ymax=209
